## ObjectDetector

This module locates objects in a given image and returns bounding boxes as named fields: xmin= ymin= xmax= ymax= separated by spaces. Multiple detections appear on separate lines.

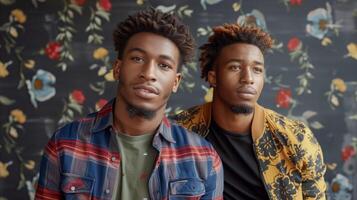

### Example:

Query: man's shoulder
xmin=53 ymin=112 xmax=98 ymax=139
xmin=169 ymin=120 xmax=212 ymax=147
xmin=170 ymin=103 xmax=210 ymax=137
xmin=262 ymin=107 xmax=319 ymax=146
xmin=264 ymin=107 xmax=309 ymax=130
xmin=170 ymin=104 xmax=203 ymax=122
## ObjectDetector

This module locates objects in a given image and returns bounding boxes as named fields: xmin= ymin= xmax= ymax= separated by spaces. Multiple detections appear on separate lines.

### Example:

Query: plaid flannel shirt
xmin=35 ymin=99 xmax=223 ymax=200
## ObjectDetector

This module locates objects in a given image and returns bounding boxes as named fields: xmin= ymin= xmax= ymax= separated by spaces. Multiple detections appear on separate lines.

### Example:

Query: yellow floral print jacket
xmin=172 ymin=102 xmax=326 ymax=200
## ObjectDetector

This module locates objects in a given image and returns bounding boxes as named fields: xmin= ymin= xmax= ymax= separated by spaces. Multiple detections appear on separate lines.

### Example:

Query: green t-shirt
xmin=112 ymin=132 xmax=157 ymax=200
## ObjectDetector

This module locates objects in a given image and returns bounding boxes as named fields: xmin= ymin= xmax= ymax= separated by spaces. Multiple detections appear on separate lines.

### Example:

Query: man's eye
xmin=253 ymin=67 xmax=263 ymax=73
xmin=158 ymin=63 xmax=172 ymax=70
xmin=131 ymin=57 xmax=144 ymax=63
xmin=229 ymin=65 xmax=241 ymax=71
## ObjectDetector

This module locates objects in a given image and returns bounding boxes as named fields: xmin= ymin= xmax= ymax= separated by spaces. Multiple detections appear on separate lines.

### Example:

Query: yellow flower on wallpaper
xmin=321 ymin=37 xmax=332 ymax=46
xmin=24 ymin=59 xmax=35 ymax=69
xmin=11 ymin=9 xmax=26 ymax=24
xmin=346 ymin=43 xmax=357 ymax=60
xmin=0 ymin=61 xmax=9 ymax=78
xmin=232 ymin=2 xmax=241 ymax=12
xmin=24 ymin=160 xmax=35 ymax=170
xmin=332 ymin=78 xmax=347 ymax=93
xmin=104 ymin=69 xmax=115 ymax=81
xmin=204 ymin=87 xmax=214 ymax=102
xmin=136 ymin=0 xmax=144 ymax=5
xmin=10 ymin=109 xmax=27 ymax=124
xmin=97 ymin=66 xmax=107 ymax=76
xmin=0 ymin=162 xmax=10 ymax=178
xmin=93 ymin=47 xmax=109 ymax=60
xmin=9 ymin=26 xmax=18 ymax=38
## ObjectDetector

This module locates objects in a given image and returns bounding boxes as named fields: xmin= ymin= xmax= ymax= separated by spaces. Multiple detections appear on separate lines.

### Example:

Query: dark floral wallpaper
xmin=0 ymin=0 xmax=356 ymax=199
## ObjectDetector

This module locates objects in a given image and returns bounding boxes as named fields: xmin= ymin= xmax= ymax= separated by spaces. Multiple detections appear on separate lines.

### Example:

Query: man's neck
xmin=113 ymin=98 xmax=164 ymax=136
xmin=211 ymin=99 xmax=254 ymax=134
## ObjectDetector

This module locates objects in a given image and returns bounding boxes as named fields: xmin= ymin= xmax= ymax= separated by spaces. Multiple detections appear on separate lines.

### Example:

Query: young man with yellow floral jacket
xmin=172 ymin=24 xmax=326 ymax=200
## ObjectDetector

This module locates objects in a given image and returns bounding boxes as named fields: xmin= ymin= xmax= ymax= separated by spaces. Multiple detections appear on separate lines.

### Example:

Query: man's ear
xmin=113 ymin=59 xmax=122 ymax=80
xmin=208 ymin=70 xmax=217 ymax=87
xmin=172 ymin=73 xmax=182 ymax=93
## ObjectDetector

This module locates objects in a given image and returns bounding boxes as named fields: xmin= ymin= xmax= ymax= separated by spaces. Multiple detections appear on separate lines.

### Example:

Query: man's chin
xmin=126 ymin=103 xmax=156 ymax=120
xmin=230 ymin=104 xmax=254 ymax=115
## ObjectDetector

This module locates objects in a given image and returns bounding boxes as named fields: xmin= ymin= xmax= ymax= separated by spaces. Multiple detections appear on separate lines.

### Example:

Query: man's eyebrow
xmin=127 ymin=47 xmax=176 ymax=64
xmin=224 ymin=59 xmax=264 ymax=65
xmin=127 ymin=47 xmax=146 ymax=54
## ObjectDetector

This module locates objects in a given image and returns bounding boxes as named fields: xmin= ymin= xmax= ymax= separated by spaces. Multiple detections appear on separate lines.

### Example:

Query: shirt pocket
xmin=60 ymin=173 xmax=94 ymax=200
xmin=169 ymin=178 xmax=205 ymax=200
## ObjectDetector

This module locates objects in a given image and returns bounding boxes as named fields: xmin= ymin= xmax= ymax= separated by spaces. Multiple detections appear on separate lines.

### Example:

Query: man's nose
xmin=140 ymin=60 xmax=157 ymax=81
xmin=240 ymin=68 xmax=254 ymax=84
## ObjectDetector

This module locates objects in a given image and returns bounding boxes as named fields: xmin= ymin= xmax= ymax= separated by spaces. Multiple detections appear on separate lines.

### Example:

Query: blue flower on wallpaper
xmin=237 ymin=9 xmax=267 ymax=31
xmin=306 ymin=2 xmax=334 ymax=39
xmin=26 ymin=69 xmax=56 ymax=108
xmin=328 ymin=174 xmax=353 ymax=200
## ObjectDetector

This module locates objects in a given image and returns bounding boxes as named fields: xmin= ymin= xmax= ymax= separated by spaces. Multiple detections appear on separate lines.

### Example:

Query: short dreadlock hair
xmin=199 ymin=24 xmax=273 ymax=81
xmin=113 ymin=8 xmax=195 ymax=65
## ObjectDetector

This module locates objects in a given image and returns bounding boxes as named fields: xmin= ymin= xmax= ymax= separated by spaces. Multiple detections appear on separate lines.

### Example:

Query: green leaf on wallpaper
xmin=68 ymin=4 xmax=83 ymax=15
xmin=0 ymin=96 xmax=15 ymax=105
xmin=94 ymin=17 xmax=102 ymax=26
xmin=67 ymin=109 xmax=74 ymax=118
xmin=184 ymin=82 xmax=195 ymax=88
xmin=68 ymin=54 xmax=74 ymax=61
xmin=201 ymin=0 xmax=222 ymax=10
xmin=68 ymin=9 xmax=74 ymax=18
xmin=302 ymin=110 xmax=317 ymax=120
xmin=0 ymin=0 xmax=15 ymax=5
xmin=68 ymin=103 xmax=82 ymax=113
xmin=310 ymin=121 xmax=323 ymax=129
xmin=296 ymin=87 xmax=304 ymax=95
xmin=177 ymin=5 xmax=193 ymax=18
xmin=88 ymin=35 xmax=94 ymax=43
xmin=96 ymin=11 xmax=110 ymax=21
xmin=156 ymin=5 xmax=176 ymax=13
xmin=17 ymin=173 xmax=26 ymax=190
xmin=349 ymin=115 xmax=357 ymax=120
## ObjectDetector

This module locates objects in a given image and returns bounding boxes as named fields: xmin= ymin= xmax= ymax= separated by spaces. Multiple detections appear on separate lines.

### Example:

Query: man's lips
xmin=236 ymin=87 xmax=257 ymax=95
xmin=133 ymin=84 xmax=160 ymax=98
xmin=236 ymin=87 xmax=257 ymax=99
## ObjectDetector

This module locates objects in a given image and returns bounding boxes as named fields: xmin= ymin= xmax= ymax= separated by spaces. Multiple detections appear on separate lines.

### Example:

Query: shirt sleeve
xmin=201 ymin=146 xmax=224 ymax=200
xmin=35 ymin=132 xmax=62 ymax=199
xmin=298 ymin=125 xmax=327 ymax=200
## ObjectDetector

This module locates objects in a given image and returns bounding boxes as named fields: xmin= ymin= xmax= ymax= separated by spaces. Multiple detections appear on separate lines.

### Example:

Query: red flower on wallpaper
xmin=341 ymin=145 xmax=356 ymax=161
xmin=287 ymin=37 xmax=302 ymax=52
xmin=45 ymin=42 xmax=62 ymax=60
xmin=98 ymin=0 xmax=112 ymax=12
xmin=290 ymin=0 xmax=302 ymax=5
xmin=70 ymin=90 xmax=85 ymax=104
xmin=276 ymin=88 xmax=292 ymax=109
xmin=71 ymin=0 xmax=86 ymax=6
xmin=95 ymin=98 xmax=108 ymax=111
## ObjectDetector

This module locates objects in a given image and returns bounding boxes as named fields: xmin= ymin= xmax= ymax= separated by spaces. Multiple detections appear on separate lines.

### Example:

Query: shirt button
xmin=111 ymin=156 xmax=116 ymax=162
xmin=70 ymin=186 xmax=76 ymax=191
xmin=105 ymin=189 xmax=110 ymax=194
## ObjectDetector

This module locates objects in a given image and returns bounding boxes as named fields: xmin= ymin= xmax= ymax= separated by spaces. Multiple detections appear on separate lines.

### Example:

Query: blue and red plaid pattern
xmin=35 ymin=99 xmax=223 ymax=200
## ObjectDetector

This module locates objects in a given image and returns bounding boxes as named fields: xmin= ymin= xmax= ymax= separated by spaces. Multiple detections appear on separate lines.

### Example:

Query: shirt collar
xmin=91 ymin=98 xmax=176 ymax=143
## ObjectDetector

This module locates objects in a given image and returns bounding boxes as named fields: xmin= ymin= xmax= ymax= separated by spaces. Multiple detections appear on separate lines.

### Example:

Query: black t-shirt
xmin=207 ymin=120 xmax=270 ymax=200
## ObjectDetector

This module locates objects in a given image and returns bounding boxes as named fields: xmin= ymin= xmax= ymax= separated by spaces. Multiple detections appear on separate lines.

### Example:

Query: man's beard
xmin=230 ymin=104 xmax=254 ymax=115
xmin=126 ymin=102 xmax=156 ymax=120
xmin=118 ymin=79 xmax=157 ymax=120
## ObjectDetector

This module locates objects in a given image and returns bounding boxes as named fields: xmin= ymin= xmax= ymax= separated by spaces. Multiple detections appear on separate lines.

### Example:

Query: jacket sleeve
xmin=35 ymin=132 xmax=62 ymax=199
xmin=298 ymin=125 xmax=327 ymax=200
xmin=201 ymin=146 xmax=224 ymax=200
